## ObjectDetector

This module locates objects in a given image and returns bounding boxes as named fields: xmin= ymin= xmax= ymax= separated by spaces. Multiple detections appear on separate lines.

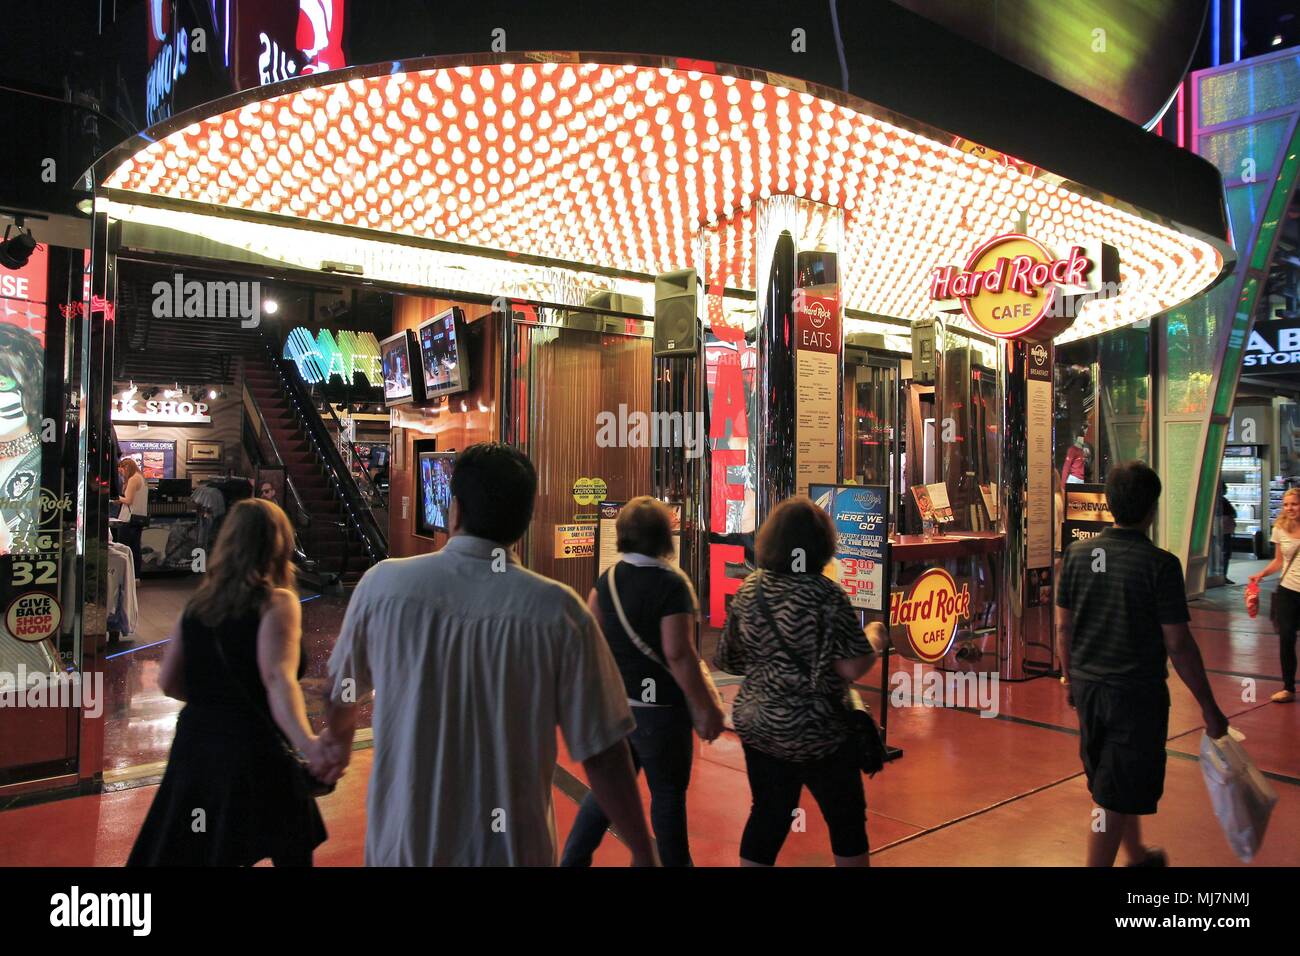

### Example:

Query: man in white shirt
xmin=324 ymin=442 xmax=657 ymax=866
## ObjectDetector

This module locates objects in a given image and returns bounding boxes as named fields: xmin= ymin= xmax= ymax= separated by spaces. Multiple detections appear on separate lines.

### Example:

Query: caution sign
xmin=5 ymin=591 xmax=62 ymax=642
xmin=554 ymin=523 xmax=596 ymax=559
xmin=572 ymin=477 xmax=608 ymax=506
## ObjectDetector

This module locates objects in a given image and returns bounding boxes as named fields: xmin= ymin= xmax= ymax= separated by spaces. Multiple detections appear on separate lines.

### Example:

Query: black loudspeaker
xmin=654 ymin=268 xmax=698 ymax=356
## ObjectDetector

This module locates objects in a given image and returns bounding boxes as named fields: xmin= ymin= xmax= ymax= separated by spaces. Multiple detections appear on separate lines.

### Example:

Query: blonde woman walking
xmin=1249 ymin=487 xmax=1300 ymax=702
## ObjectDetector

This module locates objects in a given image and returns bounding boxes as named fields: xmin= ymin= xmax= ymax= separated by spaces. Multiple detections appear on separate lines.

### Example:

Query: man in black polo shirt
xmin=1056 ymin=461 xmax=1228 ymax=866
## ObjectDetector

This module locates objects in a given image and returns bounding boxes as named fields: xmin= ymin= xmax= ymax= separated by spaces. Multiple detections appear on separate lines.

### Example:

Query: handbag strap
xmin=752 ymin=572 xmax=825 ymax=689
xmin=1281 ymin=541 xmax=1300 ymax=583
xmin=607 ymin=563 xmax=670 ymax=670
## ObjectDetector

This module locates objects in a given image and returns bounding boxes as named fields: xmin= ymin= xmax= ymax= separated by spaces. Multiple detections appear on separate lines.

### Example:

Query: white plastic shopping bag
xmin=1199 ymin=729 xmax=1278 ymax=863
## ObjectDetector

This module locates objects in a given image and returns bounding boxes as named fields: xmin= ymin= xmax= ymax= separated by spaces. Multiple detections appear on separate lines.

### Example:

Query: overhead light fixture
xmin=75 ymin=198 xmax=94 ymax=216
xmin=0 ymin=221 xmax=37 ymax=269
xmin=263 ymin=298 xmax=279 ymax=315
xmin=208 ymin=388 xmax=219 ymax=399
xmin=1273 ymin=34 xmax=1284 ymax=46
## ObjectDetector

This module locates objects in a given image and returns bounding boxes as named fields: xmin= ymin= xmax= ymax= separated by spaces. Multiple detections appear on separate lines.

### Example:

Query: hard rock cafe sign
xmin=890 ymin=567 xmax=971 ymax=663
xmin=929 ymin=233 xmax=1116 ymax=341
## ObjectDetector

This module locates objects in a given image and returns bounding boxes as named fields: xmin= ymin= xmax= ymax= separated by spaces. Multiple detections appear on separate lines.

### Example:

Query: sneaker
xmin=1271 ymin=689 xmax=1296 ymax=703
xmin=1127 ymin=847 xmax=1168 ymax=867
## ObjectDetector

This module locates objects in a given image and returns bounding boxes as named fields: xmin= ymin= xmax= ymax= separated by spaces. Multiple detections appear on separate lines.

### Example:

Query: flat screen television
xmin=416 ymin=307 xmax=470 ymax=401
xmin=415 ymin=451 xmax=455 ymax=537
xmin=380 ymin=330 xmax=423 ymax=406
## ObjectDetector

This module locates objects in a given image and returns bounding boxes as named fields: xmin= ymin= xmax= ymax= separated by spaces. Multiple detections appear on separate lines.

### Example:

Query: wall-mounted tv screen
xmin=416 ymin=451 xmax=455 ymax=537
xmin=380 ymin=330 xmax=423 ymax=406
xmin=416 ymin=307 xmax=471 ymax=401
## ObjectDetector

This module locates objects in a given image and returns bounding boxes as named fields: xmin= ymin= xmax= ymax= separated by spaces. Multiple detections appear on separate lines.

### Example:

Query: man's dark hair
xmin=450 ymin=443 xmax=537 ymax=544
xmin=616 ymin=496 xmax=674 ymax=557
xmin=1105 ymin=461 xmax=1161 ymax=526
xmin=756 ymin=495 xmax=836 ymax=573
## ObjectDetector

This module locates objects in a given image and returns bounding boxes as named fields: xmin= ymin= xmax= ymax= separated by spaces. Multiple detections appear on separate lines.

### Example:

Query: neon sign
xmin=283 ymin=327 xmax=382 ymax=386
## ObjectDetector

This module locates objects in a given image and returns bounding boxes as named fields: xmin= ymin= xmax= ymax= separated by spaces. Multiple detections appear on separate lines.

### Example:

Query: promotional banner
xmin=119 ymin=440 xmax=177 ymax=481
xmin=1063 ymin=483 xmax=1114 ymax=547
xmin=810 ymin=484 xmax=888 ymax=612
xmin=794 ymin=288 xmax=840 ymax=496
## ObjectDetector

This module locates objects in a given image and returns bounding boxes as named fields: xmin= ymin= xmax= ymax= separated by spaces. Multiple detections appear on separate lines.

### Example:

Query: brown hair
xmin=1276 ymin=488 xmax=1300 ymax=536
xmin=186 ymin=498 xmax=297 ymax=627
xmin=119 ymin=458 xmax=141 ymax=480
xmin=615 ymin=496 xmax=674 ymax=558
xmin=756 ymin=495 xmax=836 ymax=573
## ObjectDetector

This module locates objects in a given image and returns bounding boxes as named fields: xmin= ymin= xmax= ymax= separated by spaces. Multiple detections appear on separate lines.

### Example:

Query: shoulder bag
xmin=606 ymin=561 xmax=725 ymax=721
xmin=1269 ymin=542 xmax=1300 ymax=631
xmin=208 ymin=618 xmax=336 ymax=799
xmin=752 ymin=572 xmax=886 ymax=776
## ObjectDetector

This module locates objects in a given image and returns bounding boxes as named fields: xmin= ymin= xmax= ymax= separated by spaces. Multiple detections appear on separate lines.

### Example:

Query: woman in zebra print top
xmin=714 ymin=496 xmax=878 ymax=866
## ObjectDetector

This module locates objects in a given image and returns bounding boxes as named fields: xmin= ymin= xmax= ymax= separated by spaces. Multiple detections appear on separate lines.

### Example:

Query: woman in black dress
xmin=129 ymin=498 xmax=341 ymax=866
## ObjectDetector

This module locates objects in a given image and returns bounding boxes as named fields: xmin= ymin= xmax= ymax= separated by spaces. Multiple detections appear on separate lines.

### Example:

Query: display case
xmin=1222 ymin=444 xmax=1267 ymax=554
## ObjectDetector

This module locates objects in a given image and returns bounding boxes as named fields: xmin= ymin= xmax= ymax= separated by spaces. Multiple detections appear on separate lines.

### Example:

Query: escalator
xmin=242 ymin=340 xmax=388 ymax=586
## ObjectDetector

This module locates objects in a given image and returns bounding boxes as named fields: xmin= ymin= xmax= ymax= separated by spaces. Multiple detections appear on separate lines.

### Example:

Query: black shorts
xmin=1074 ymin=679 xmax=1170 ymax=815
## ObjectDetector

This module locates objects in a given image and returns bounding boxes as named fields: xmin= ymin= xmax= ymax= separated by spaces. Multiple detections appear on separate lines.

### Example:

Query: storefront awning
xmin=99 ymin=53 xmax=1233 ymax=343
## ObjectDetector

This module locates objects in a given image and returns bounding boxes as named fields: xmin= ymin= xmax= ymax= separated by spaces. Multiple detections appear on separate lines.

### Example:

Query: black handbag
xmin=753 ymin=573 xmax=887 ymax=776
xmin=209 ymin=622 xmax=336 ymax=799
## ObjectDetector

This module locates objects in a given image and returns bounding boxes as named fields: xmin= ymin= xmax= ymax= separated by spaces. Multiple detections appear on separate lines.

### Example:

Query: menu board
xmin=1026 ymin=367 xmax=1053 ymax=569
xmin=794 ymin=290 xmax=840 ymax=496
xmin=811 ymin=484 xmax=888 ymax=611
xmin=911 ymin=482 xmax=954 ymax=525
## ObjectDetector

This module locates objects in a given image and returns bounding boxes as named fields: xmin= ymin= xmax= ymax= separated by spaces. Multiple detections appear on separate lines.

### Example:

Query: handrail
xmin=318 ymin=398 xmax=386 ymax=510
xmin=261 ymin=334 xmax=389 ymax=563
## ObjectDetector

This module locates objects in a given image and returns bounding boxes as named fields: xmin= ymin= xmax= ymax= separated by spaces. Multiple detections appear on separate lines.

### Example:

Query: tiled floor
xmin=3 ymin=573 xmax=1297 ymax=867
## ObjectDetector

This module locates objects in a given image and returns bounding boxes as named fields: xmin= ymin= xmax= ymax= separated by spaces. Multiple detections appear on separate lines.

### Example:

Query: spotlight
xmin=0 ymin=223 xmax=37 ymax=270
xmin=208 ymin=389 xmax=219 ymax=400
xmin=1273 ymin=34 xmax=1284 ymax=46
xmin=263 ymin=298 xmax=279 ymax=315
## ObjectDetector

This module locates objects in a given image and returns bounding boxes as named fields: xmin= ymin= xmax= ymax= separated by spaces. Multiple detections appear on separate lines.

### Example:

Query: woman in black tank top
xmin=128 ymin=499 xmax=339 ymax=866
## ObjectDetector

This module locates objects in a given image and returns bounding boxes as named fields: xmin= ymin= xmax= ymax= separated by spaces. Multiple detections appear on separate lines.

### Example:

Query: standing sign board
xmin=1062 ymin=483 xmax=1114 ymax=548
xmin=810 ymin=484 xmax=888 ymax=612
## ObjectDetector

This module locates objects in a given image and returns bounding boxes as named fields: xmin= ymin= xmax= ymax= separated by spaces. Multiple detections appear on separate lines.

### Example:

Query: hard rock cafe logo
xmin=1031 ymin=343 xmax=1048 ymax=366
xmin=930 ymin=234 xmax=1094 ymax=340
xmin=39 ymin=488 xmax=73 ymax=524
xmin=889 ymin=567 xmax=971 ymax=663
xmin=804 ymin=298 xmax=831 ymax=329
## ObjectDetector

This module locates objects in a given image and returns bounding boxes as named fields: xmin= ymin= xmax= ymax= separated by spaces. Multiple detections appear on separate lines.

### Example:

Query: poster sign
xmin=889 ymin=568 xmax=970 ymax=663
xmin=810 ymin=484 xmax=888 ymax=612
xmin=554 ymin=523 xmax=596 ymax=559
xmin=120 ymin=439 xmax=177 ymax=480
xmin=595 ymin=500 xmax=683 ymax=578
xmin=911 ymin=482 xmax=954 ymax=525
xmin=1062 ymin=483 xmax=1113 ymax=547
xmin=5 ymin=591 xmax=61 ymax=642
xmin=1025 ymin=343 xmax=1053 ymax=569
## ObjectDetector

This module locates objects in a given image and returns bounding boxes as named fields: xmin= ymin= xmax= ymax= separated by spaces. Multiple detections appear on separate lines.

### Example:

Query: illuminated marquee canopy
xmin=103 ymin=54 xmax=1230 ymax=344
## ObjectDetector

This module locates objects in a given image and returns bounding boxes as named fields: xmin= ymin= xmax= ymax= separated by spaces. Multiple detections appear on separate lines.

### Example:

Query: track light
xmin=0 ymin=223 xmax=37 ymax=270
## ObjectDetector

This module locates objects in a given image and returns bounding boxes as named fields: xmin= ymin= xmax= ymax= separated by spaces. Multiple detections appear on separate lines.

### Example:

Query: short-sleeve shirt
xmin=1056 ymin=527 xmax=1189 ymax=688
xmin=328 ymin=535 xmax=634 ymax=866
xmin=1271 ymin=526 xmax=1300 ymax=591
xmin=593 ymin=560 xmax=696 ymax=708
xmin=713 ymin=570 xmax=873 ymax=761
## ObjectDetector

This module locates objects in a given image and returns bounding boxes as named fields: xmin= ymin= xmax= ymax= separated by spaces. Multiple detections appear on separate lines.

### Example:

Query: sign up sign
xmin=811 ymin=484 xmax=888 ymax=612
xmin=1063 ymin=483 xmax=1114 ymax=546
xmin=1243 ymin=320 xmax=1300 ymax=373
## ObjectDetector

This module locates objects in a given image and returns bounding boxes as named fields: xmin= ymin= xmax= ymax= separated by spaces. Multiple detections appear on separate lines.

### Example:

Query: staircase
xmin=243 ymin=353 xmax=381 ymax=585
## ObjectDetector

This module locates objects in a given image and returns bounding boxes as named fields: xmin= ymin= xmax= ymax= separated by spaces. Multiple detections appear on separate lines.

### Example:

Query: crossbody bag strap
xmin=1283 ymin=542 xmax=1300 ymax=583
xmin=753 ymin=573 xmax=819 ymax=688
xmin=607 ymin=563 xmax=670 ymax=670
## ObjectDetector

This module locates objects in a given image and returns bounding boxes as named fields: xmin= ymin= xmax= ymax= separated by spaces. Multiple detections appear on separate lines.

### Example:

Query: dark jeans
xmin=739 ymin=739 xmax=868 ymax=865
xmin=560 ymin=705 xmax=694 ymax=867
xmin=1276 ymin=585 xmax=1300 ymax=693
xmin=115 ymin=522 xmax=144 ymax=579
